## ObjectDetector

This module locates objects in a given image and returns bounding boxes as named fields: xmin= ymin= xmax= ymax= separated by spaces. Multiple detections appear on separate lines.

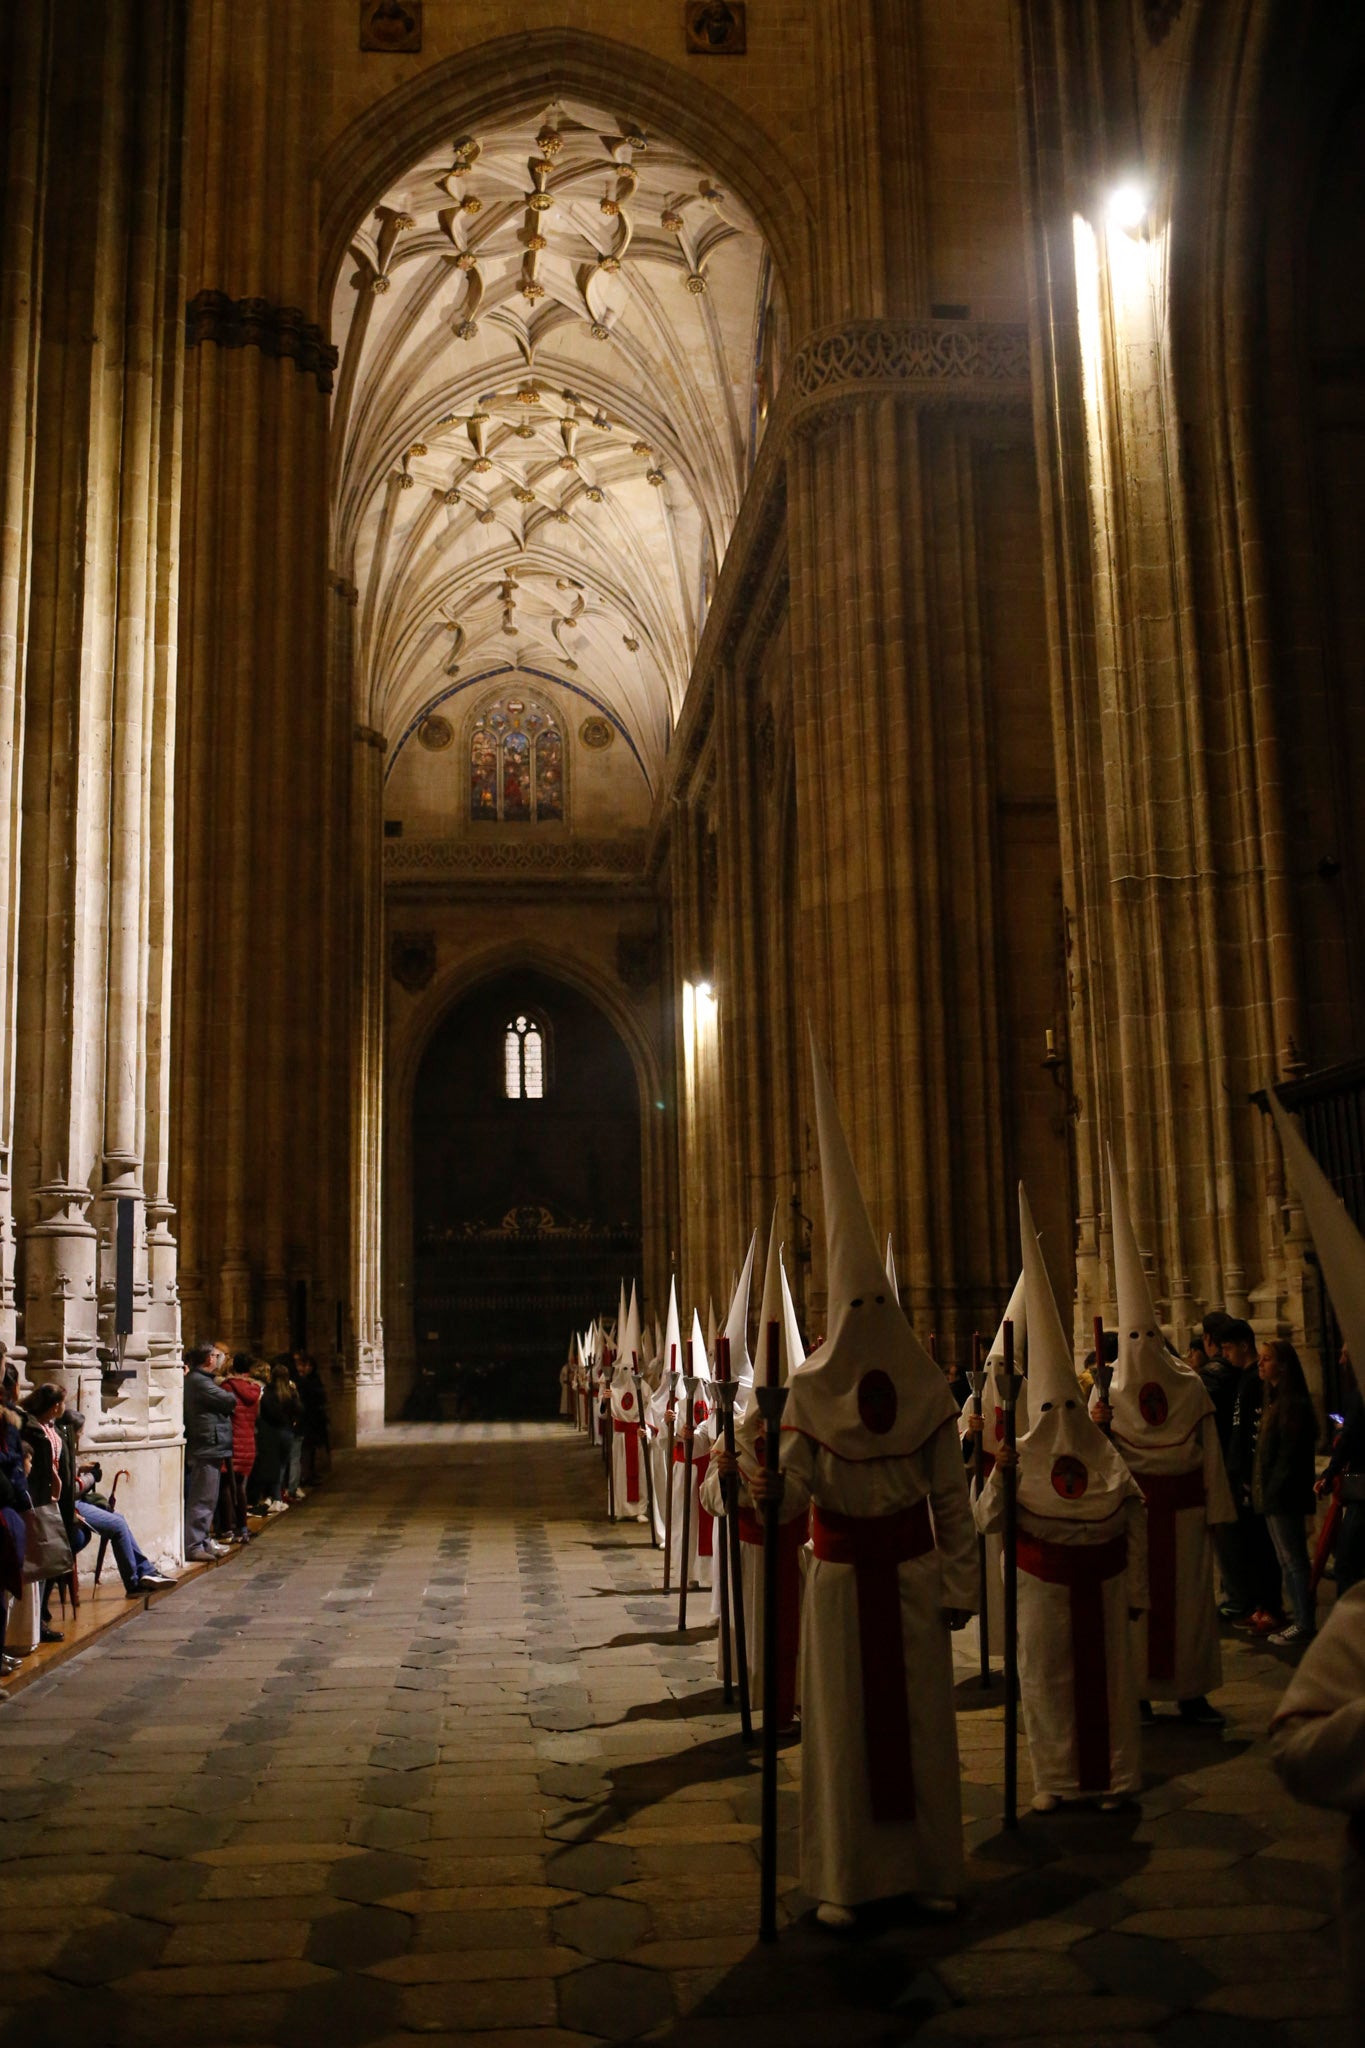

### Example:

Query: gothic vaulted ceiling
xmin=331 ymin=98 xmax=778 ymax=796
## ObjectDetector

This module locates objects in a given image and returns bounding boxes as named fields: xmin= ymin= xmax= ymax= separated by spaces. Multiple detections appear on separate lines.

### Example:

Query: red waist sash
xmin=613 ymin=1418 xmax=641 ymax=1502
xmin=809 ymin=1501 xmax=934 ymax=1825
xmin=1136 ymin=1468 xmax=1205 ymax=1683
xmin=737 ymin=1508 xmax=805 ymax=1724
xmin=1017 ymin=1532 xmax=1129 ymax=1793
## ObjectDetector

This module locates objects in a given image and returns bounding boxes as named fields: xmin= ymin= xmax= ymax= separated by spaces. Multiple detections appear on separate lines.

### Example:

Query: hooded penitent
xmin=737 ymin=1208 xmax=805 ymax=1458
xmin=975 ymin=1183 xmax=1147 ymax=1803
xmin=962 ymin=1267 xmax=1031 ymax=1459
xmin=724 ymin=1232 xmax=758 ymax=1386
xmin=1015 ymin=1187 xmax=1135 ymax=1525
xmin=1107 ymin=1147 xmax=1212 ymax=1450
xmin=784 ymin=1033 xmax=958 ymax=1461
xmin=1269 ymin=1090 xmax=1365 ymax=1394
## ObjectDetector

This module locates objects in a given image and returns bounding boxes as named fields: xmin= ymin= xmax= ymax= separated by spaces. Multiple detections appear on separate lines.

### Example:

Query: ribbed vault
xmin=331 ymin=97 xmax=779 ymax=791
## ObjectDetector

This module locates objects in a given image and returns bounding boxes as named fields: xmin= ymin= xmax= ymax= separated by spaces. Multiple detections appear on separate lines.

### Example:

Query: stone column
xmin=9 ymin=0 xmax=187 ymax=1555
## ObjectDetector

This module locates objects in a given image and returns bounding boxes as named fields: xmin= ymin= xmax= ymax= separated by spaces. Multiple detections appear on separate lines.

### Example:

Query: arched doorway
xmin=410 ymin=968 xmax=642 ymax=1419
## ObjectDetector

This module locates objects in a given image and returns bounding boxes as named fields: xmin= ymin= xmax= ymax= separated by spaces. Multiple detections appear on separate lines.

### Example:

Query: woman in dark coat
xmin=19 ymin=1384 xmax=74 ymax=1642
xmin=1253 ymin=1340 xmax=1320 ymax=1645
xmin=0 ymin=1358 xmax=31 ymax=1679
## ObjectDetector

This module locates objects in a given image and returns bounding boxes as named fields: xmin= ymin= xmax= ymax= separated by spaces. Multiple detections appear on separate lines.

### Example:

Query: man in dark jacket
xmin=183 ymin=1344 xmax=237 ymax=1562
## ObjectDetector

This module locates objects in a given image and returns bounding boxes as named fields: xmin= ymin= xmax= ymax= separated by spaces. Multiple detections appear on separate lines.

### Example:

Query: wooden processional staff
xmin=755 ymin=1320 xmax=787 ymax=1942
xmin=970 ymin=1330 xmax=991 ymax=1688
xmin=1001 ymin=1318 xmax=1021 ymax=1830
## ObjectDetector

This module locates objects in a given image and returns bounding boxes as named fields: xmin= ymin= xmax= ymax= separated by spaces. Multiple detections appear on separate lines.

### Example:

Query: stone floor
xmin=0 ymin=1425 xmax=1347 ymax=2047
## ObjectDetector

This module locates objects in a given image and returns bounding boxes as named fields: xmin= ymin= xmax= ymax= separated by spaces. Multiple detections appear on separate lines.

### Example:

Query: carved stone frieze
xmin=185 ymin=291 xmax=340 ymax=394
xmin=789 ymin=320 xmax=1032 ymax=418
xmin=384 ymin=835 xmax=647 ymax=879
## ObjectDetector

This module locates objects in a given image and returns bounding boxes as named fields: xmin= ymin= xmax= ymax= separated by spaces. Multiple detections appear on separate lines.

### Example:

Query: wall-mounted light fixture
xmin=1106 ymin=180 xmax=1150 ymax=233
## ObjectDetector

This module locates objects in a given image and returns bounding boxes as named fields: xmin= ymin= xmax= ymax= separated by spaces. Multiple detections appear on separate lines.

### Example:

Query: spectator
xmin=254 ymin=1361 xmax=301 ymax=1514
xmin=221 ymin=1353 xmax=263 ymax=1543
xmin=0 ymin=1356 xmax=29 ymax=1683
xmin=1254 ymin=1340 xmax=1319 ymax=1645
xmin=1318 ymin=1349 xmax=1365 ymax=1595
xmin=19 ymin=1385 xmax=76 ymax=1643
xmin=1217 ymin=1316 xmax=1285 ymax=1631
xmin=295 ymin=1356 xmax=331 ymax=1488
xmin=183 ymin=1344 xmax=236 ymax=1562
xmin=71 ymin=1460 xmax=174 ymax=1597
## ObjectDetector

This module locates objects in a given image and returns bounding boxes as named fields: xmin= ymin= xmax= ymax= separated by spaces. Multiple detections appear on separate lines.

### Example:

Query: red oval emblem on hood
xmin=622 ymin=1391 xmax=634 ymax=1410
xmin=1051 ymin=1455 xmax=1089 ymax=1500
xmin=857 ymin=1370 xmax=898 ymax=1436
xmin=1138 ymin=1381 xmax=1169 ymax=1427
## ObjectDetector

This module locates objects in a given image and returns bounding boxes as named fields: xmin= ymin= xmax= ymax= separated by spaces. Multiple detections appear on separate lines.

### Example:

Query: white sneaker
xmin=1268 ymin=1623 xmax=1313 ymax=1647
xmin=816 ymin=1902 xmax=855 ymax=1930
xmin=265 ymin=1499 xmax=289 ymax=1515
xmin=1031 ymin=1792 xmax=1060 ymax=1813
xmin=205 ymin=1540 xmax=229 ymax=1557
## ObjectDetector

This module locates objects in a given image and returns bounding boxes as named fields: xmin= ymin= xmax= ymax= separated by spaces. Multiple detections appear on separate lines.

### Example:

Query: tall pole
xmin=677 ymin=1362 xmax=698 ymax=1632
xmin=662 ymin=1345 xmax=678 ymax=1592
xmin=970 ymin=1330 xmax=990 ymax=1688
xmin=1002 ymin=1317 xmax=1020 ymax=1830
xmin=714 ymin=1337 xmax=734 ymax=1702
xmin=603 ymin=1349 xmax=616 ymax=1523
xmin=633 ymin=1353 xmax=657 ymax=1545
xmin=717 ymin=1342 xmax=753 ymax=1742
xmin=756 ymin=1320 xmax=788 ymax=1942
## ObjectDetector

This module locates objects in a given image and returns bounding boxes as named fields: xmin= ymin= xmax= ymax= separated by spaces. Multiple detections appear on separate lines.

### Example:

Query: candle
xmin=765 ymin=1321 xmax=780 ymax=1387
xmin=715 ymin=1334 xmax=730 ymax=1383
xmin=1045 ymin=1027 xmax=1055 ymax=1054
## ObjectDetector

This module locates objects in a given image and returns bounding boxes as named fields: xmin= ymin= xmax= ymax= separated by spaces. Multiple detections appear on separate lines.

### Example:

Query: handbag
xmin=22 ymin=1502 xmax=74 ymax=1581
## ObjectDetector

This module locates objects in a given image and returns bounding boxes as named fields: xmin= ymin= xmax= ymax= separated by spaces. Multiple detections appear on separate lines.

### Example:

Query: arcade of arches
xmin=0 ymin=4 xmax=1362 ymax=1573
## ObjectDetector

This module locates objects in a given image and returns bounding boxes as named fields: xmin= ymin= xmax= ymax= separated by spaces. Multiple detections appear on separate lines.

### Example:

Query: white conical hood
xmin=1108 ymin=1147 xmax=1210 ymax=1446
xmin=663 ymin=1277 xmax=683 ymax=1382
xmin=705 ymin=1297 xmax=718 ymax=1363
xmin=689 ymin=1307 xmax=712 ymax=1383
xmin=971 ymin=1264 xmax=1031 ymax=1451
xmin=724 ymin=1231 xmax=758 ymax=1383
xmin=1269 ymin=1091 xmax=1365 ymax=1394
xmin=616 ymin=1279 xmax=628 ymax=1355
xmin=784 ymin=1031 xmax=958 ymax=1460
xmin=781 ymin=1253 xmax=806 ymax=1380
xmin=1016 ymin=1182 xmax=1137 ymax=1523
xmin=754 ymin=1207 xmax=800 ymax=1389
xmin=885 ymin=1234 xmax=900 ymax=1301
xmin=623 ymin=1284 xmax=642 ymax=1370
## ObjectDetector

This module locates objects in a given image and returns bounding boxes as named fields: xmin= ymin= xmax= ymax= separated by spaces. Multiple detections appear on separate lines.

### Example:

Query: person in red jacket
xmin=222 ymin=1355 xmax=264 ymax=1544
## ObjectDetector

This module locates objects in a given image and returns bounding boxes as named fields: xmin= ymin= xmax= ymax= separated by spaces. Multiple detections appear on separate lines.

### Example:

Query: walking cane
xmin=716 ymin=1337 xmax=753 ymax=1741
xmin=970 ymin=1332 xmax=990 ymax=1687
xmin=662 ymin=1345 xmax=678 ymax=1593
xmin=1002 ymin=1317 xmax=1021 ymax=1830
xmin=92 ymin=1469 xmax=132 ymax=1589
xmin=756 ymin=1320 xmax=788 ymax=1942
xmin=1092 ymin=1315 xmax=1113 ymax=1434
xmin=677 ymin=1367 xmax=698 ymax=1632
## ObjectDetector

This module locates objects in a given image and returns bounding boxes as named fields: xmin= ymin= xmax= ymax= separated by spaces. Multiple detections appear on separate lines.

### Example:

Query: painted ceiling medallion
xmin=580 ymin=717 xmax=615 ymax=750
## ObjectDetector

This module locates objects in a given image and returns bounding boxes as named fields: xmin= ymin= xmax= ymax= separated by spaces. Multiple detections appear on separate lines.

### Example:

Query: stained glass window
xmin=469 ymin=694 xmax=563 ymax=823
xmin=504 ymin=1013 xmax=546 ymax=1100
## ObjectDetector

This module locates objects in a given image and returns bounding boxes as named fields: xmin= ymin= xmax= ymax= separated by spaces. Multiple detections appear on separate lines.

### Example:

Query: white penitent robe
xmin=559 ymin=1366 xmax=572 ymax=1418
xmin=648 ymin=1408 xmax=669 ymax=1548
xmin=1271 ymin=1582 xmax=1365 ymax=2040
xmin=1107 ymin=1409 xmax=1234 ymax=1700
xmin=778 ymin=1419 xmax=976 ymax=1908
xmin=610 ymin=1404 xmax=648 ymax=1522
xmin=701 ymin=1455 xmax=804 ymax=1720
xmin=666 ymin=1409 xmax=714 ymax=1591
xmin=975 ymin=1476 xmax=1148 ymax=1802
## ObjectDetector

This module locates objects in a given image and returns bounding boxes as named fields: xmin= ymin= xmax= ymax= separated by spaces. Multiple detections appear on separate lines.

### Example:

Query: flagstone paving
xmin=0 ymin=1424 xmax=1346 ymax=2046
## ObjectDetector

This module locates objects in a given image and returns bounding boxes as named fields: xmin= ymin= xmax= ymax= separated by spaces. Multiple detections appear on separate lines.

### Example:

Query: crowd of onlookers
xmin=0 ymin=1339 xmax=332 ymax=1693
xmin=182 ymin=1344 xmax=331 ymax=1561
xmin=1195 ymin=1312 xmax=1359 ymax=1647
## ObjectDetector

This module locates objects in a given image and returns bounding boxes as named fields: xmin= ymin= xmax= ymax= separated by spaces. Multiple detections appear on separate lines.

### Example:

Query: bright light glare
xmin=695 ymin=981 xmax=714 ymax=1002
xmin=1107 ymin=182 xmax=1149 ymax=231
